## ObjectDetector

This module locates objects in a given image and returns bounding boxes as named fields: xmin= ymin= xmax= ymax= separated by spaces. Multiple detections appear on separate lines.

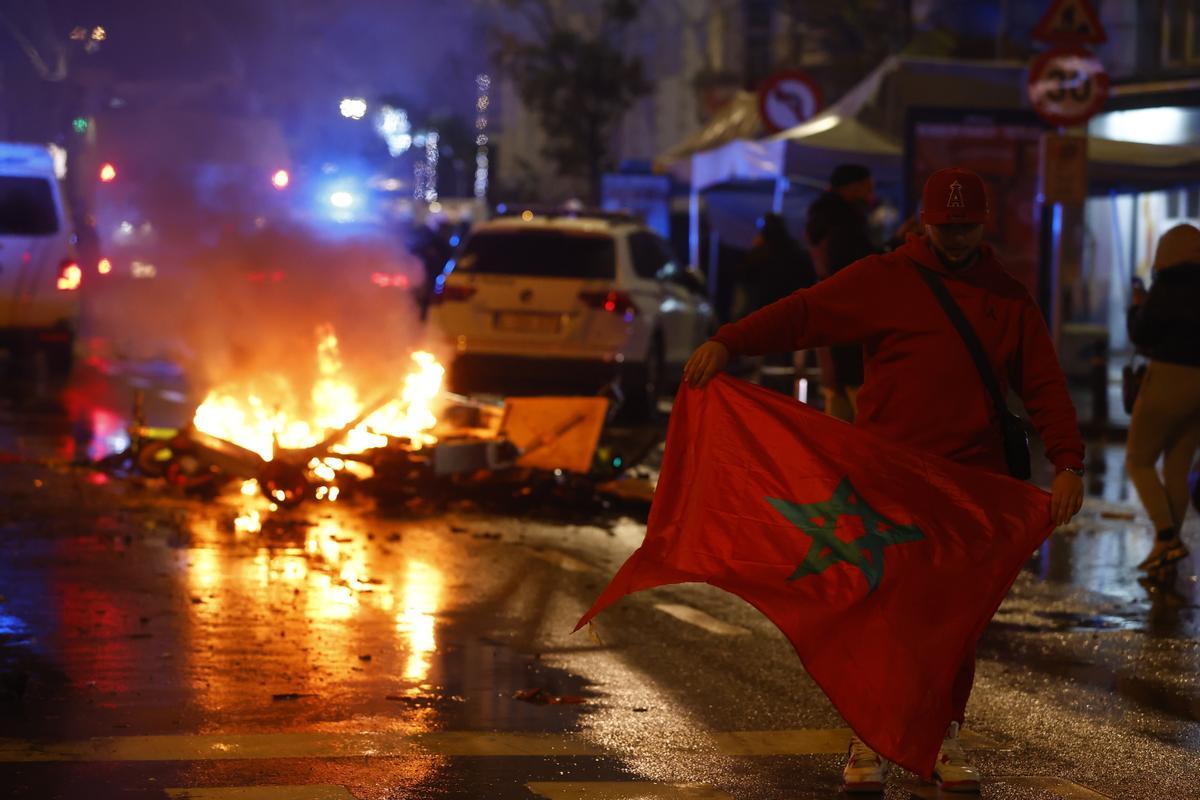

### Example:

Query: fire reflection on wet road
xmin=2 ymin=391 xmax=1199 ymax=798
xmin=177 ymin=502 xmax=456 ymax=731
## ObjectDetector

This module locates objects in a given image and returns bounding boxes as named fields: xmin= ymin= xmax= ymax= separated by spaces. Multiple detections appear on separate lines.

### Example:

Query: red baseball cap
xmin=920 ymin=167 xmax=989 ymax=225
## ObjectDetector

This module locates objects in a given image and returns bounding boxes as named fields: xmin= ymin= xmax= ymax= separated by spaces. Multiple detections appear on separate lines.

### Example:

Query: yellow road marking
xmin=711 ymin=727 xmax=997 ymax=756
xmin=654 ymin=604 xmax=752 ymax=636
xmin=527 ymin=783 xmax=733 ymax=800
xmin=165 ymin=787 xmax=353 ymax=800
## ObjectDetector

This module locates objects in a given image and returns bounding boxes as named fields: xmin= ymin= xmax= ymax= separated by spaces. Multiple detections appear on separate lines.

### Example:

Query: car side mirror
xmin=657 ymin=263 xmax=705 ymax=293
xmin=675 ymin=267 xmax=707 ymax=295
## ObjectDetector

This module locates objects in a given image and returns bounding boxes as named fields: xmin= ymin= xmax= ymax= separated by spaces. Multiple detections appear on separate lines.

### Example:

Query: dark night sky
xmin=1 ymin=0 xmax=492 ymax=144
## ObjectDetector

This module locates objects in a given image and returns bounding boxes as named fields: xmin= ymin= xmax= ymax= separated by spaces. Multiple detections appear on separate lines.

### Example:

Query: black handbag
xmin=1121 ymin=360 xmax=1146 ymax=415
xmin=912 ymin=265 xmax=1032 ymax=480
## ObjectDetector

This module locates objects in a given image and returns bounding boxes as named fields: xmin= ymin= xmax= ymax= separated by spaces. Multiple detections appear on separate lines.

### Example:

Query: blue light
xmin=434 ymin=274 xmax=446 ymax=293
xmin=442 ymin=259 xmax=456 ymax=275
xmin=496 ymin=203 xmax=507 ymax=214
xmin=449 ymin=235 xmax=460 ymax=247
xmin=612 ymin=456 xmax=623 ymax=468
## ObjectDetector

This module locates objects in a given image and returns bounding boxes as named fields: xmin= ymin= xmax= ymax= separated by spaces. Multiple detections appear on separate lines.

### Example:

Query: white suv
xmin=429 ymin=209 xmax=713 ymax=417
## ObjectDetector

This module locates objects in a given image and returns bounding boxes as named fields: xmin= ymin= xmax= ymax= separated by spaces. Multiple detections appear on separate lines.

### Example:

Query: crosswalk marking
xmin=711 ymin=727 xmax=997 ymax=756
xmin=0 ymin=731 xmax=602 ymax=763
xmin=1002 ymin=776 xmax=1114 ymax=799
xmin=527 ymin=783 xmax=733 ymax=800
xmin=528 ymin=779 xmax=1106 ymax=800
xmin=165 ymin=786 xmax=353 ymax=800
xmin=0 ymin=727 xmax=998 ymax=763
xmin=654 ymin=603 xmax=752 ymax=636
xmin=0 ymin=730 xmax=1111 ymax=799
xmin=899 ymin=776 xmax=1111 ymax=800
xmin=0 ymin=727 xmax=1001 ymax=763
xmin=530 ymin=548 xmax=597 ymax=573
xmin=418 ymin=731 xmax=601 ymax=757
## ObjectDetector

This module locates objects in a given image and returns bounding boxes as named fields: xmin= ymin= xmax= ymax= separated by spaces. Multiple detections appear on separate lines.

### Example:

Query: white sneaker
xmin=933 ymin=722 xmax=981 ymax=793
xmin=842 ymin=734 xmax=890 ymax=793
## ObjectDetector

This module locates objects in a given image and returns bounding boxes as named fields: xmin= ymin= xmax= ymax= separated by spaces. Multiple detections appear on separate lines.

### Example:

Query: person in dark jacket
xmin=740 ymin=213 xmax=817 ymax=315
xmin=1126 ymin=223 xmax=1200 ymax=573
xmin=805 ymin=164 xmax=876 ymax=421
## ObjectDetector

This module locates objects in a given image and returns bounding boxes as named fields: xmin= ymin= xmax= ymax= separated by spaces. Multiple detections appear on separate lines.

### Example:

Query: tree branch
xmin=0 ymin=8 xmax=67 ymax=82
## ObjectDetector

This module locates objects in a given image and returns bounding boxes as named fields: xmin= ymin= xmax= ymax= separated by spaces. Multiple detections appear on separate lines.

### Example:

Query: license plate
xmin=495 ymin=312 xmax=561 ymax=334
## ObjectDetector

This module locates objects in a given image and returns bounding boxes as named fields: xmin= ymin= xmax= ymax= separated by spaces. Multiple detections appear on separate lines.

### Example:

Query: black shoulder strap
xmin=911 ymin=263 xmax=1009 ymax=419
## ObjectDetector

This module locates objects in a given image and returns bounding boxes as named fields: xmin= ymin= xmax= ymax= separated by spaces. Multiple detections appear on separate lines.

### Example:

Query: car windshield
xmin=457 ymin=229 xmax=615 ymax=279
xmin=0 ymin=176 xmax=60 ymax=236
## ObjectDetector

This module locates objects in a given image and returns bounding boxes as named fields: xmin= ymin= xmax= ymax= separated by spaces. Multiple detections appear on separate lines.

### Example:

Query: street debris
xmin=92 ymin=388 xmax=659 ymax=520
xmin=271 ymin=692 xmax=316 ymax=701
xmin=512 ymin=687 xmax=585 ymax=705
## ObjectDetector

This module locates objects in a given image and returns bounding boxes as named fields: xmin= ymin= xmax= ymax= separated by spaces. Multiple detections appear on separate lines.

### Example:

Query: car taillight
xmin=56 ymin=259 xmax=82 ymax=291
xmin=579 ymin=290 xmax=638 ymax=317
xmin=433 ymin=284 xmax=476 ymax=303
xmin=371 ymin=272 xmax=410 ymax=288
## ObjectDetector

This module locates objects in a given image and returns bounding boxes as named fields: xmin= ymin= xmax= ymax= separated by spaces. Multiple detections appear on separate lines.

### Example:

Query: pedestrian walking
xmin=1125 ymin=223 xmax=1200 ymax=573
xmin=683 ymin=167 xmax=1085 ymax=793
xmin=804 ymin=164 xmax=876 ymax=421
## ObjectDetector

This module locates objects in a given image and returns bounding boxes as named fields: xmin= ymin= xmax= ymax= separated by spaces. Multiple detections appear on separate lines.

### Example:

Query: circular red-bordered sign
xmin=1027 ymin=46 xmax=1109 ymax=128
xmin=757 ymin=71 xmax=824 ymax=134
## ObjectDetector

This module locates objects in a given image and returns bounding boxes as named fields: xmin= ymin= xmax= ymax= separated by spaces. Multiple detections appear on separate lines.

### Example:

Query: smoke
xmin=86 ymin=221 xmax=443 ymax=409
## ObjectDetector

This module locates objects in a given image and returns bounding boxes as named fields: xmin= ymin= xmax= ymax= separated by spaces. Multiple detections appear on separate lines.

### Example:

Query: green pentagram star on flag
xmin=767 ymin=476 xmax=926 ymax=593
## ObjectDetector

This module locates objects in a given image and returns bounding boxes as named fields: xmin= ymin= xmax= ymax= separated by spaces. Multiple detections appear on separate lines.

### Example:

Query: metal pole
xmin=689 ymin=185 xmax=701 ymax=270
xmin=1050 ymin=201 xmax=1064 ymax=347
xmin=707 ymin=228 xmax=721 ymax=310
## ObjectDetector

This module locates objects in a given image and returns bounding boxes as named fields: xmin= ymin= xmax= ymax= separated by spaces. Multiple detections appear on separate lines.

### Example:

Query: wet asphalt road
xmin=1 ymin=369 xmax=1198 ymax=799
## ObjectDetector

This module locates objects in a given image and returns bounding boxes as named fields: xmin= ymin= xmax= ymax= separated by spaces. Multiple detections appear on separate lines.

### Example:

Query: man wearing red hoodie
xmin=683 ymin=167 xmax=1085 ymax=793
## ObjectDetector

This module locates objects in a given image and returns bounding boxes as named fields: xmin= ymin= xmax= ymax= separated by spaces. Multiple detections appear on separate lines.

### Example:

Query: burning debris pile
xmin=95 ymin=325 xmax=656 ymax=516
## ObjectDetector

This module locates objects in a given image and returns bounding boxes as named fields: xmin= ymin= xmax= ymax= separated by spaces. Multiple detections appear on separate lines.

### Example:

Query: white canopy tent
xmin=679 ymin=56 xmax=1200 ymax=266
xmin=654 ymin=90 xmax=763 ymax=179
xmin=688 ymin=56 xmax=1028 ymax=193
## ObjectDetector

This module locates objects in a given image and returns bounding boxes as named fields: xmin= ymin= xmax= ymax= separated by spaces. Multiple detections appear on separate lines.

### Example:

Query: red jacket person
xmin=683 ymin=167 xmax=1086 ymax=793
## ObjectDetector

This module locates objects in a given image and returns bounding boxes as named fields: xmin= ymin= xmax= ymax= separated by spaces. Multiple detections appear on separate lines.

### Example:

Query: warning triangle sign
xmin=1033 ymin=0 xmax=1108 ymax=45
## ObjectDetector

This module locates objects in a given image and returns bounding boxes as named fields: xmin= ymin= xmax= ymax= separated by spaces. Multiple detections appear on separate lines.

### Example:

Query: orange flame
xmin=193 ymin=326 xmax=445 ymax=465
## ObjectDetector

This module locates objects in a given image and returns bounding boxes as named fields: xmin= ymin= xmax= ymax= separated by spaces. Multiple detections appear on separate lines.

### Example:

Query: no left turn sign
xmin=1027 ymin=46 xmax=1109 ymax=128
xmin=757 ymin=71 xmax=824 ymax=134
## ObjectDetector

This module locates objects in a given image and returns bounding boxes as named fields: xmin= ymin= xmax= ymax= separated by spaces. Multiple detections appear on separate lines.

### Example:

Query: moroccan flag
xmin=576 ymin=375 xmax=1054 ymax=778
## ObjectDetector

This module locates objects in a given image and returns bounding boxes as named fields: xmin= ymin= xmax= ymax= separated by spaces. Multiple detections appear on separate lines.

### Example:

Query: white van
xmin=0 ymin=142 xmax=80 ymax=382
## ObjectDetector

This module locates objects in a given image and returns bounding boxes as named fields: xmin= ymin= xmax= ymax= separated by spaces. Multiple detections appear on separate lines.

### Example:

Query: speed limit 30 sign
xmin=1027 ymin=46 xmax=1109 ymax=128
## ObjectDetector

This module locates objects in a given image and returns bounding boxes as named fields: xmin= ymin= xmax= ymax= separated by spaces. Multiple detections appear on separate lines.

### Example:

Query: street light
xmin=329 ymin=191 xmax=354 ymax=209
xmin=271 ymin=169 xmax=290 ymax=189
xmin=339 ymin=98 xmax=367 ymax=120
